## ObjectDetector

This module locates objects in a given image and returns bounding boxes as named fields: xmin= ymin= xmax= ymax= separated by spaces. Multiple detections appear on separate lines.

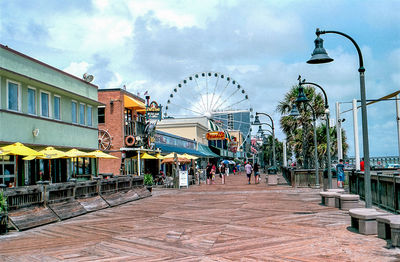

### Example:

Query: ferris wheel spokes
xmin=168 ymin=101 xmax=204 ymax=116
xmin=221 ymin=97 xmax=249 ymax=112
xmin=209 ymin=73 xmax=220 ymax=113
xmin=213 ymin=86 xmax=242 ymax=112
xmin=168 ymin=90 xmax=205 ymax=115
xmin=193 ymin=78 xmax=208 ymax=113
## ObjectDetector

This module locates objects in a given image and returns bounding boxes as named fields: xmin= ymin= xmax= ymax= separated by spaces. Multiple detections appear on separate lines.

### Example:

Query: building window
xmin=54 ymin=96 xmax=61 ymax=120
xmin=72 ymin=101 xmax=77 ymax=123
xmin=98 ymin=107 xmax=105 ymax=124
xmin=40 ymin=91 xmax=50 ymax=117
xmin=28 ymin=87 xmax=36 ymax=115
xmin=86 ymin=106 xmax=92 ymax=126
xmin=0 ymin=155 xmax=16 ymax=187
xmin=79 ymin=103 xmax=85 ymax=125
xmin=7 ymin=80 xmax=21 ymax=111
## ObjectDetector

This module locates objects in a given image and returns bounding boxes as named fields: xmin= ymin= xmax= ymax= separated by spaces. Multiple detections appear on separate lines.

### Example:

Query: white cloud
xmin=63 ymin=61 xmax=91 ymax=78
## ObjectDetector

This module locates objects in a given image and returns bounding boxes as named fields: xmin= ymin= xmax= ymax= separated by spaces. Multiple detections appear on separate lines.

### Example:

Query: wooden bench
xmin=320 ymin=192 xmax=336 ymax=207
xmin=349 ymin=208 xmax=388 ymax=235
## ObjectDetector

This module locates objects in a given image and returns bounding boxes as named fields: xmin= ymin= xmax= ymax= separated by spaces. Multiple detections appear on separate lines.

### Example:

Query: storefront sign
xmin=179 ymin=170 xmax=188 ymax=188
xmin=206 ymin=131 xmax=225 ymax=140
xmin=146 ymin=101 xmax=162 ymax=120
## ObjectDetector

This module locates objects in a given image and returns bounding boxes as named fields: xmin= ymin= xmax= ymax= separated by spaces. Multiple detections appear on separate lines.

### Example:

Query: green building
xmin=0 ymin=44 xmax=101 ymax=186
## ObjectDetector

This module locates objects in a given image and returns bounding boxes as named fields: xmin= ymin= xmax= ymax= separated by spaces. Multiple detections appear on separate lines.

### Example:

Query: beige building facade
xmin=156 ymin=117 xmax=209 ymax=145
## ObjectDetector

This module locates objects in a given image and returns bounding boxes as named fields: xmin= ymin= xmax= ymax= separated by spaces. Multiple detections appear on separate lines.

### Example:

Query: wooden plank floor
xmin=0 ymin=173 xmax=399 ymax=261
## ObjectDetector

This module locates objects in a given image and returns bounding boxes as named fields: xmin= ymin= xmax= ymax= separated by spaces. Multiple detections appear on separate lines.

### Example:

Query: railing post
xmin=92 ymin=177 xmax=101 ymax=196
xmin=394 ymin=172 xmax=398 ymax=212
xmin=38 ymin=181 xmax=50 ymax=207
xmin=377 ymin=172 xmax=381 ymax=208
xmin=69 ymin=179 xmax=77 ymax=200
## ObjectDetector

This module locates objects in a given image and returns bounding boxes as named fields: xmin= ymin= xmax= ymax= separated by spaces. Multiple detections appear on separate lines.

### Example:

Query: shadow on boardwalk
xmin=0 ymin=172 xmax=399 ymax=261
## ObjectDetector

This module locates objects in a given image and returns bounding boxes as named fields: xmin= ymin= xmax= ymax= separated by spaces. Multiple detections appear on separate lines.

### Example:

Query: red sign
xmin=206 ymin=131 xmax=225 ymax=140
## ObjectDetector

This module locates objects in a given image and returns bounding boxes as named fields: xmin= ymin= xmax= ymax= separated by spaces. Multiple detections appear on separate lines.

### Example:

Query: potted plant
xmin=143 ymin=173 xmax=154 ymax=192
xmin=0 ymin=191 xmax=8 ymax=234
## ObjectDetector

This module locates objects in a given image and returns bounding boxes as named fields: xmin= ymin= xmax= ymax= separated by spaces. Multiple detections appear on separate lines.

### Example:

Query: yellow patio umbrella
xmin=155 ymin=153 xmax=163 ymax=159
xmin=161 ymin=157 xmax=191 ymax=164
xmin=23 ymin=147 xmax=66 ymax=160
xmin=62 ymin=149 xmax=90 ymax=178
xmin=132 ymin=153 xmax=158 ymax=159
xmin=161 ymin=152 xmax=186 ymax=159
xmin=63 ymin=148 xmax=88 ymax=158
xmin=1 ymin=142 xmax=44 ymax=157
xmin=84 ymin=150 xmax=118 ymax=177
xmin=182 ymin=153 xmax=199 ymax=160
xmin=84 ymin=150 xmax=118 ymax=159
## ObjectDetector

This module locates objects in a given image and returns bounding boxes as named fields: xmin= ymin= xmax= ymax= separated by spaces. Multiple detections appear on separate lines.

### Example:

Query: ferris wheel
xmin=164 ymin=72 xmax=253 ymax=148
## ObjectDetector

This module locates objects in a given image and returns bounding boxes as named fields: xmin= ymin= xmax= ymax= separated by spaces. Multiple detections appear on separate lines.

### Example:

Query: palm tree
xmin=277 ymin=85 xmax=325 ymax=168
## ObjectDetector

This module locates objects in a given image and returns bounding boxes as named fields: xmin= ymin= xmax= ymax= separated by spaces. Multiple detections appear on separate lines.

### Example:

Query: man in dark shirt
xmin=336 ymin=159 xmax=345 ymax=188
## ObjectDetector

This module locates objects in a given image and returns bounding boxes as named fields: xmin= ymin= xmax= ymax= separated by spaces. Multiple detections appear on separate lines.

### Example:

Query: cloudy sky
xmin=1 ymin=0 xmax=400 ymax=157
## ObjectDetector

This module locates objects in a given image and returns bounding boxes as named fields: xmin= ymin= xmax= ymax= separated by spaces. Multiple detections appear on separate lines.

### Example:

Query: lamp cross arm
xmin=255 ymin=112 xmax=274 ymax=128
xmin=300 ymin=81 xmax=329 ymax=108
xmin=316 ymin=28 xmax=364 ymax=71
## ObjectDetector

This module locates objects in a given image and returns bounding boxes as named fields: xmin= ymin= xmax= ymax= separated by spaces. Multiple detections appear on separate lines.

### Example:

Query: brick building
xmin=97 ymin=89 xmax=150 ymax=176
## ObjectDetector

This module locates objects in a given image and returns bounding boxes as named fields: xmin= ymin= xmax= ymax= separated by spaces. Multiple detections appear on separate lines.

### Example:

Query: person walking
xmin=336 ymin=159 xmax=345 ymax=188
xmin=245 ymin=162 xmax=253 ymax=184
xmin=206 ymin=162 xmax=212 ymax=185
xmin=211 ymin=163 xmax=216 ymax=184
xmin=254 ymin=162 xmax=260 ymax=184
xmin=220 ymin=162 xmax=226 ymax=184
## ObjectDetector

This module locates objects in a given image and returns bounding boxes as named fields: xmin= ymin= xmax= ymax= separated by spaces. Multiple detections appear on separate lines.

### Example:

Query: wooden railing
xmin=2 ymin=176 xmax=144 ymax=210
xmin=349 ymin=171 xmax=400 ymax=213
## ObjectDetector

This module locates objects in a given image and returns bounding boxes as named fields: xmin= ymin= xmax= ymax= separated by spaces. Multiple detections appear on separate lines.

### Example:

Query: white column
xmin=353 ymin=99 xmax=360 ymax=170
xmin=396 ymin=95 xmax=400 ymax=160
xmin=137 ymin=150 xmax=141 ymax=176
xmin=336 ymin=102 xmax=343 ymax=160
xmin=283 ymin=140 xmax=287 ymax=167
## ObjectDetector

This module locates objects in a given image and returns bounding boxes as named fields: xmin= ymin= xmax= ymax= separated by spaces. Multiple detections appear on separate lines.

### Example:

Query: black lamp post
xmin=298 ymin=76 xmax=332 ymax=188
xmin=307 ymin=28 xmax=371 ymax=208
xmin=258 ymin=126 xmax=273 ymax=167
xmin=253 ymin=113 xmax=276 ymax=171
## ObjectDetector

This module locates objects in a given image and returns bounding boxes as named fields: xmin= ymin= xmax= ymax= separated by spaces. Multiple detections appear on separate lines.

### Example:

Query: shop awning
xmin=155 ymin=143 xmax=206 ymax=157
xmin=198 ymin=144 xmax=219 ymax=158
xmin=124 ymin=95 xmax=146 ymax=111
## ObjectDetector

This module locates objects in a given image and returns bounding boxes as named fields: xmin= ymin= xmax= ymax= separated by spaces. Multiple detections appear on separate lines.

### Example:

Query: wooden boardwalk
xmin=0 ymin=173 xmax=399 ymax=261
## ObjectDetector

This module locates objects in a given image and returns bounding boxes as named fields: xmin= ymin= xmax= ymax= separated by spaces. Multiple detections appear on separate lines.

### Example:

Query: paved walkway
xmin=0 ymin=173 xmax=399 ymax=261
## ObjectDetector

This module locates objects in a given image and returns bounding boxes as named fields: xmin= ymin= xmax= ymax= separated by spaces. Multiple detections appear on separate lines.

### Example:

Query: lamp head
xmin=253 ymin=115 xmax=261 ymax=125
xmin=257 ymin=125 xmax=263 ymax=134
xmin=296 ymin=85 xmax=309 ymax=103
xmin=307 ymin=35 xmax=334 ymax=64
xmin=289 ymin=104 xmax=300 ymax=117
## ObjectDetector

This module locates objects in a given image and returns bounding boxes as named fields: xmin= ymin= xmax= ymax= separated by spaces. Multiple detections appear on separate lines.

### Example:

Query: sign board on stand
xmin=179 ymin=170 xmax=188 ymax=188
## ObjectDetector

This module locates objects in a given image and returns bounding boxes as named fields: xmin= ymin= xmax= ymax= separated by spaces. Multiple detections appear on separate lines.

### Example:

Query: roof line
xmin=0 ymin=44 xmax=98 ymax=88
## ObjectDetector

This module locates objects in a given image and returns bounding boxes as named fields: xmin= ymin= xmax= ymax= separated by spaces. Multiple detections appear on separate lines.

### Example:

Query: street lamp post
xmin=290 ymin=100 xmax=320 ymax=188
xmin=307 ymin=28 xmax=371 ymax=208
xmin=258 ymin=127 xmax=274 ymax=167
xmin=253 ymin=113 xmax=276 ymax=171
xmin=298 ymin=76 xmax=332 ymax=188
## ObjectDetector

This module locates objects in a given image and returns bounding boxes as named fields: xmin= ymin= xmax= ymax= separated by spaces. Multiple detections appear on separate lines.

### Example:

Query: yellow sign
xmin=206 ymin=131 xmax=225 ymax=140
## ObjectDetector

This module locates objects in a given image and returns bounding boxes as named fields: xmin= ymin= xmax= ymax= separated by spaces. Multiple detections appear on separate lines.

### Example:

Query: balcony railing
xmin=124 ymin=120 xmax=146 ymax=137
